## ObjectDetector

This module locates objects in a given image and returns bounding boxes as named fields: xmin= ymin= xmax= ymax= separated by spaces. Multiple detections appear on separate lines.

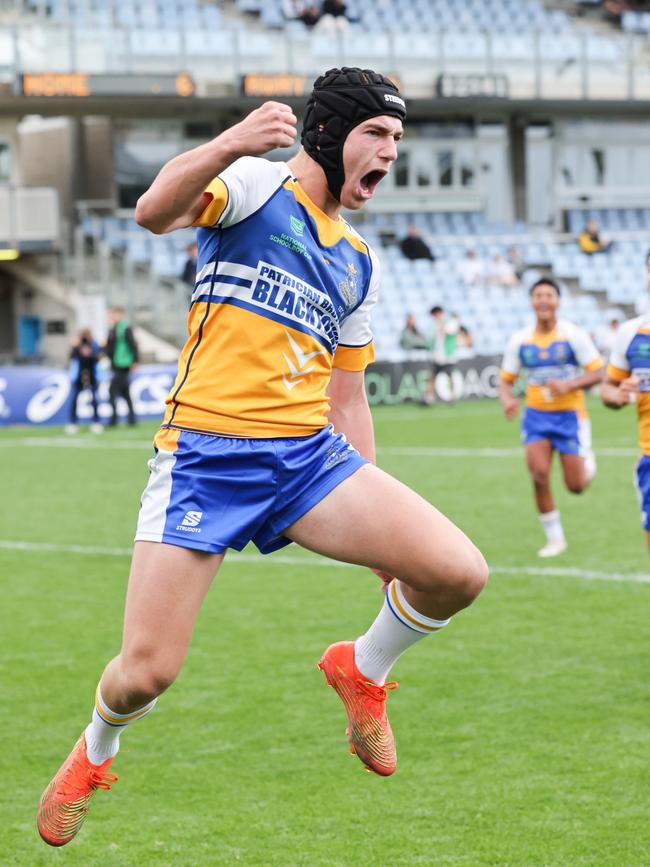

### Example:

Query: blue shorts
xmin=135 ymin=425 xmax=366 ymax=554
xmin=635 ymin=454 xmax=650 ymax=531
xmin=521 ymin=407 xmax=591 ymax=456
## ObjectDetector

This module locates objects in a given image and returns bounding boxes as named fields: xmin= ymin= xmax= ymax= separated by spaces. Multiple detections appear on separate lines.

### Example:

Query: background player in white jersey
xmin=37 ymin=68 xmax=488 ymax=847
xmin=601 ymin=255 xmax=650 ymax=553
xmin=499 ymin=278 xmax=604 ymax=557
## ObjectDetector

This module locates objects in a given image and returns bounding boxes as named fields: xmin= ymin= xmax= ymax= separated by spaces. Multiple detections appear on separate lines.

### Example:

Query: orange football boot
xmin=318 ymin=640 xmax=398 ymax=776
xmin=37 ymin=734 xmax=117 ymax=847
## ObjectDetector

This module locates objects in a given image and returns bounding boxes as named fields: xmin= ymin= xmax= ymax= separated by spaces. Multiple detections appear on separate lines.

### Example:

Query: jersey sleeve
xmin=333 ymin=247 xmax=379 ymax=372
xmin=568 ymin=323 xmax=604 ymax=371
xmin=500 ymin=332 xmax=522 ymax=382
xmin=193 ymin=157 xmax=290 ymax=229
xmin=607 ymin=320 xmax=635 ymax=380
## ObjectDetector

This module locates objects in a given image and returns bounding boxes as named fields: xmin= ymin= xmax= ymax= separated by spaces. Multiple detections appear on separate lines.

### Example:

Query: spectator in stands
xmin=487 ymin=252 xmax=518 ymax=288
xmin=507 ymin=246 xmax=525 ymax=282
xmin=457 ymin=324 xmax=475 ymax=360
xmin=66 ymin=328 xmax=103 ymax=435
xmin=399 ymin=225 xmax=436 ymax=261
xmin=299 ymin=3 xmax=322 ymax=26
xmin=181 ymin=242 xmax=198 ymax=288
xmin=316 ymin=0 xmax=350 ymax=32
xmin=459 ymin=249 xmax=485 ymax=287
xmin=105 ymin=307 xmax=139 ymax=428
xmin=425 ymin=305 xmax=459 ymax=404
xmin=399 ymin=312 xmax=428 ymax=351
xmin=282 ymin=0 xmax=308 ymax=20
xmin=579 ymin=218 xmax=613 ymax=254
xmin=598 ymin=315 xmax=621 ymax=355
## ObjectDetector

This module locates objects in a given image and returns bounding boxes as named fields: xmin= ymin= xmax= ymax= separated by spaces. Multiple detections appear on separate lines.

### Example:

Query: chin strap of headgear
xmin=301 ymin=66 xmax=406 ymax=201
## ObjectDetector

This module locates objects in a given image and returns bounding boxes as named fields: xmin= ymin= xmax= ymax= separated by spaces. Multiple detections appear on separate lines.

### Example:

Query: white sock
xmin=539 ymin=509 xmax=565 ymax=544
xmin=84 ymin=685 xmax=157 ymax=766
xmin=354 ymin=579 xmax=450 ymax=685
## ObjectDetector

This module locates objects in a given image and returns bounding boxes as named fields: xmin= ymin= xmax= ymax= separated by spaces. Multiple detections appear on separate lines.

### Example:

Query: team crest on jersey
xmin=554 ymin=344 xmax=568 ymax=361
xmin=339 ymin=263 xmax=359 ymax=308
xmin=290 ymin=215 xmax=305 ymax=237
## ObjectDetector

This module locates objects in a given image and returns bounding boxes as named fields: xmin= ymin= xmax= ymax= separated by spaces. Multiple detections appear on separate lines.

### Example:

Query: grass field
xmin=1 ymin=398 xmax=649 ymax=866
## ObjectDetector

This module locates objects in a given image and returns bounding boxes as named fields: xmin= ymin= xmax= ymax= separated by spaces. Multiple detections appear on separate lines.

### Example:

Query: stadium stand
xmin=74 ymin=204 xmax=644 ymax=361
xmin=0 ymin=0 xmax=648 ymax=366
xmin=0 ymin=0 xmax=637 ymax=105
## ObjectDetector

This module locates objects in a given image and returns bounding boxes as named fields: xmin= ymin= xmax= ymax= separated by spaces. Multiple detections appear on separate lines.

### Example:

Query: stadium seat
xmin=184 ymin=30 xmax=235 ymax=55
xmin=130 ymin=30 xmax=181 ymax=56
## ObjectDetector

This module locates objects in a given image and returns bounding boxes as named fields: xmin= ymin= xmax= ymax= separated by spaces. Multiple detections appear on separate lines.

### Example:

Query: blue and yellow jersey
xmin=607 ymin=314 xmax=650 ymax=455
xmin=500 ymin=320 xmax=603 ymax=416
xmin=159 ymin=157 xmax=379 ymax=442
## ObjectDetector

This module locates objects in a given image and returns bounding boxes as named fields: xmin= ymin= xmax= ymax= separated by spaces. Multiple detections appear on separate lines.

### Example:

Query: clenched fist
xmin=223 ymin=101 xmax=297 ymax=158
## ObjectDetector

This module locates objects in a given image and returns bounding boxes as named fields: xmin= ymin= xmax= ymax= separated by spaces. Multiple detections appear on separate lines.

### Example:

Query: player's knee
xmin=451 ymin=545 xmax=489 ymax=605
xmin=531 ymin=468 xmax=550 ymax=488
xmin=566 ymin=480 xmax=586 ymax=494
xmin=120 ymin=650 xmax=180 ymax=702
xmin=416 ymin=544 xmax=487 ymax=604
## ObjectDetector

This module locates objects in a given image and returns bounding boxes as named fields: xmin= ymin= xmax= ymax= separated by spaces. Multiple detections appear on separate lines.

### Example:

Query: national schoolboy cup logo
xmin=339 ymin=263 xmax=359 ymax=308
xmin=290 ymin=215 xmax=305 ymax=237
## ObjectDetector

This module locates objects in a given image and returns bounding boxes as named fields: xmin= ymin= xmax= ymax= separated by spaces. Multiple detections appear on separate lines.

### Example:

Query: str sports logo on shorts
xmin=324 ymin=442 xmax=351 ymax=470
xmin=177 ymin=510 xmax=203 ymax=533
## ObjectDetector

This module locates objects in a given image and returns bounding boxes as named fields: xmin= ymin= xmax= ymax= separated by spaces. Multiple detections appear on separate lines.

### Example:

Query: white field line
xmin=377 ymin=446 xmax=638 ymax=458
xmin=0 ymin=539 xmax=648 ymax=584
xmin=0 ymin=437 xmax=639 ymax=458
xmin=373 ymin=407 xmax=500 ymax=421
xmin=0 ymin=437 xmax=152 ymax=449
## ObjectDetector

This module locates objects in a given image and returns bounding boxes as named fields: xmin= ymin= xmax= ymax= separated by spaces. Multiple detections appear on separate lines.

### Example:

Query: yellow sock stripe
xmin=95 ymin=688 xmax=154 ymax=726
xmin=389 ymin=581 xmax=445 ymax=633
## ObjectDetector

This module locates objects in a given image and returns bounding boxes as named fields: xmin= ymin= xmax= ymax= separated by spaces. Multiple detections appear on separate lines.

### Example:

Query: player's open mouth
xmin=359 ymin=169 xmax=387 ymax=197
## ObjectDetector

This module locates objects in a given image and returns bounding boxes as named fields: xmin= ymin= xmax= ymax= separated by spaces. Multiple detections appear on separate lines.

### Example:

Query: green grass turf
xmin=1 ymin=399 xmax=649 ymax=866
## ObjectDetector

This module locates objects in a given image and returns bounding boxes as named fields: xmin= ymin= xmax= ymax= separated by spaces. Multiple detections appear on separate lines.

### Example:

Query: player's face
xmin=530 ymin=284 xmax=560 ymax=322
xmin=339 ymin=116 xmax=403 ymax=210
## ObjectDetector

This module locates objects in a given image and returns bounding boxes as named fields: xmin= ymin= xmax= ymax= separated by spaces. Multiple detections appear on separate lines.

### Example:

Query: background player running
xmin=37 ymin=68 xmax=487 ymax=848
xmin=499 ymin=278 xmax=604 ymax=557
xmin=601 ymin=255 xmax=650 ymax=554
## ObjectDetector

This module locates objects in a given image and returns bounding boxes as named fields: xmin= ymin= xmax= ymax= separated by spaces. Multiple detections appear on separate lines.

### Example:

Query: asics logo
xmin=282 ymin=330 xmax=324 ymax=391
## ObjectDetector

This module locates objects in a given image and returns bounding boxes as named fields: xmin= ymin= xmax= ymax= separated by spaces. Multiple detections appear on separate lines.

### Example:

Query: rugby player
xmin=601 ymin=256 xmax=650 ymax=553
xmin=499 ymin=278 xmax=604 ymax=557
xmin=37 ymin=68 xmax=487 ymax=847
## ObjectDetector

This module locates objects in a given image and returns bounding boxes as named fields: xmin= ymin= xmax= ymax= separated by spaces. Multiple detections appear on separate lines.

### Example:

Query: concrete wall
xmin=16 ymin=115 xmax=115 ymax=222
xmin=0 ymin=118 xmax=21 ymax=184
xmin=8 ymin=265 xmax=76 ymax=365
xmin=80 ymin=116 xmax=115 ymax=202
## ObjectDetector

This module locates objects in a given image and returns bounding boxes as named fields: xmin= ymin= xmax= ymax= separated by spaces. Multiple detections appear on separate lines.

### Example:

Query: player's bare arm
xmin=601 ymin=373 xmax=638 ymax=408
xmin=498 ymin=379 xmax=519 ymax=419
xmin=135 ymin=101 xmax=297 ymax=234
xmin=327 ymin=367 xmax=375 ymax=462
xmin=547 ymin=366 xmax=604 ymax=396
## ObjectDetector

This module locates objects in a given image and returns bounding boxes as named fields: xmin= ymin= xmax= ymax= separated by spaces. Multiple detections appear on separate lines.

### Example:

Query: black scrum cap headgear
xmin=301 ymin=67 xmax=407 ymax=201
